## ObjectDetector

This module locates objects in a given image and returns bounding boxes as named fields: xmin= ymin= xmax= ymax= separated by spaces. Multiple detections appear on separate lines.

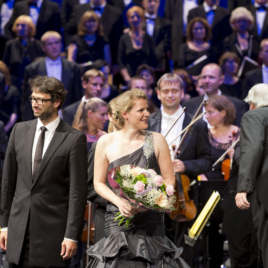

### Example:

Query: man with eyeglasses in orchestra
xmin=0 ymin=76 xmax=87 ymax=268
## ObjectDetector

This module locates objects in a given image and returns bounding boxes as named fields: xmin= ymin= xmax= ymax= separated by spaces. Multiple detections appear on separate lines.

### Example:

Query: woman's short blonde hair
xmin=110 ymin=88 xmax=147 ymax=128
xmin=230 ymin=7 xmax=254 ymax=30
xmin=12 ymin=15 xmax=36 ymax=38
xmin=0 ymin=61 xmax=11 ymax=86
xmin=127 ymin=6 xmax=145 ymax=25
xmin=78 ymin=11 xmax=103 ymax=36
xmin=72 ymin=98 xmax=107 ymax=133
xmin=245 ymin=83 xmax=268 ymax=108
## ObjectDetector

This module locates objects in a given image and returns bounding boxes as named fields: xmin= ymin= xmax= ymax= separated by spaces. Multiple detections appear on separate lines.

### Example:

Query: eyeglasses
xmin=29 ymin=97 xmax=52 ymax=105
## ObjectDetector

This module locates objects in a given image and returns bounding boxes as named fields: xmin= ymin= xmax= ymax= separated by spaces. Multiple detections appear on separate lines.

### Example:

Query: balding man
xmin=242 ymin=39 xmax=268 ymax=100
xmin=21 ymin=31 xmax=82 ymax=122
xmin=183 ymin=63 xmax=246 ymax=127
xmin=236 ymin=83 xmax=268 ymax=266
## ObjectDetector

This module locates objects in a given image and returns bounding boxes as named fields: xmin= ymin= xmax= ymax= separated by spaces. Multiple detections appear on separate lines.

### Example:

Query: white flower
xmin=120 ymin=165 xmax=131 ymax=176
xmin=122 ymin=179 xmax=134 ymax=188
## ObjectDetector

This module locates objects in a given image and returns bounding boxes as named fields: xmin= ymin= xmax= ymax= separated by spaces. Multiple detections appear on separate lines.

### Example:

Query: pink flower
xmin=148 ymin=169 xmax=157 ymax=177
xmin=134 ymin=181 xmax=145 ymax=193
xmin=155 ymin=193 xmax=168 ymax=208
xmin=166 ymin=185 xmax=175 ymax=196
xmin=154 ymin=175 xmax=164 ymax=187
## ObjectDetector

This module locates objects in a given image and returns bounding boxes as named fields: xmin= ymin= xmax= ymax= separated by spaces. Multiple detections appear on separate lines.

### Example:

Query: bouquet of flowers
xmin=113 ymin=165 xmax=176 ymax=228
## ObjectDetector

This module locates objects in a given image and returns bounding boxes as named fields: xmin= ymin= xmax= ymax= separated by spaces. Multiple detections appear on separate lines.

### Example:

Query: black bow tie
xmin=28 ymin=2 xmax=37 ymax=7
xmin=206 ymin=9 xmax=215 ymax=14
xmin=256 ymin=6 xmax=266 ymax=11
xmin=93 ymin=7 xmax=101 ymax=12
xmin=3 ymin=0 xmax=10 ymax=3
xmin=146 ymin=16 xmax=156 ymax=21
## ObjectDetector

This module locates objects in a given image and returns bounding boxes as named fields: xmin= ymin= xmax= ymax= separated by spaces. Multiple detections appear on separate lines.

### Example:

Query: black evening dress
xmin=87 ymin=131 xmax=189 ymax=268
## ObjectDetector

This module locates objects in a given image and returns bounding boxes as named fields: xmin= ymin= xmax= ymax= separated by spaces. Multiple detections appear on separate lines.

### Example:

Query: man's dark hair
xmin=29 ymin=76 xmax=66 ymax=110
xmin=127 ymin=75 xmax=148 ymax=90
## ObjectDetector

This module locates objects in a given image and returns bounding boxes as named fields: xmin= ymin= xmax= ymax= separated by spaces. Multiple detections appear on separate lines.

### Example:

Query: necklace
xmin=87 ymin=132 xmax=98 ymax=139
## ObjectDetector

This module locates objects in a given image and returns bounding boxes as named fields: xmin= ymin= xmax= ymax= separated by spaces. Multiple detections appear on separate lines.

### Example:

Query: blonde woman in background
xmin=72 ymin=98 xmax=108 ymax=151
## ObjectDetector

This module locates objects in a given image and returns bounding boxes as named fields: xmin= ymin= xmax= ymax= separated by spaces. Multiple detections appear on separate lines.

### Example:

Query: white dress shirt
xmin=123 ymin=0 xmax=132 ymax=6
xmin=90 ymin=1 xmax=106 ymax=17
xmin=202 ymin=90 xmax=222 ymax=128
xmin=203 ymin=2 xmax=217 ymax=26
xmin=79 ymin=0 xmax=89 ymax=4
xmin=255 ymin=3 xmax=268 ymax=36
xmin=145 ymin=12 xmax=156 ymax=37
xmin=262 ymin=64 xmax=268 ymax=84
xmin=161 ymin=106 xmax=185 ymax=159
xmin=29 ymin=0 xmax=43 ymax=26
xmin=183 ymin=0 xmax=198 ymax=35
xmin=0 ymin=0 xmax=15 ymax=34
xmin=45 ymin=56 xmax=62 ymax=82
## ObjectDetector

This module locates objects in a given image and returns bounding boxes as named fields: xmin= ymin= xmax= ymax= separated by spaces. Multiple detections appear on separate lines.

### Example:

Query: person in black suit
xmin=61 ymin=0 xmax=79 ymax=29
xmin=21 ymin=31 xmax=83 ymax=122
xmin=3 ymin=15 xmax=44 ymax=91
xmin=118 ymin=6 xmax=156 ymax=83
xmin=65 ymin=0 xmax=123 ymax=67
xmin=247 ymin=0 xmax=268 ymax=41
xmin=4 ymin=0 xmax=61 ymax=41
xmin=0 ymin=76 xmax=87 ymax=268
xmin=235 ymin=83 xmax=268 ymax=267
xmin=164 ymin=0 xmax=203 ymax=62
xmin=183 ymin=63 xmax=246 ymax=127
xmin=142 ymin=0 xmax=171 ymax=73
xmin=188 ymin=0 xmax=232 ymax=47
xmin=0 ymin=73 xmax=5 ymax=112
xmin=147 ymin=73 xmax=212 ymax=267
xmin=241 ymin=38 xmax=268 ymax=100
xmin=228 ymin=0 xmax=252 ymax=12
xmin=62 ymin=69 xmax=105 ymax=126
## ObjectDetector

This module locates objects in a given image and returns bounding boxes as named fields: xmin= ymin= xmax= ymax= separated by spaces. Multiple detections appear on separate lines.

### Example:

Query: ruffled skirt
xmin=86 ymin=204 xmax=190 ymax=268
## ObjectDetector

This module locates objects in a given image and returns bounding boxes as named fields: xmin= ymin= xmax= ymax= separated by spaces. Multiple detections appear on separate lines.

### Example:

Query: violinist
xmin=147 ymin=73 xmax=212 ymax=267
xmin=200 ymin=95 xmax=239 ymax=268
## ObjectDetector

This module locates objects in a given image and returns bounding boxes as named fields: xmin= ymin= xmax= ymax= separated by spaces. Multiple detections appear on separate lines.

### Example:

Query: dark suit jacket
xmin=241 ymin=68 xmax=262 ymax=100
xmin=183 ymin=94 xmax=246 ymax=127
xmin=107 ymin=0 xmax=142 ymax=11
xmin=228 ymin=0 xmax=251 ymax=12
xmin=62 ymin=99 xmax=81 ymax=126
xmin=143 ymin=16 xmax=171 ymax=70
xmin=248 ymin=4 xmax=268 ymax=40
xmin=187 ymin=5 xmax=232 ymax=47
xmin=0 ymin=120 xmax=7 ymax=160
xmin=65 ymin=3 xmax=123 ymax=64
xmin=61 ymin=0 xmax=78 ymax=27
xmin=237 ymin=107 xmax=268 ymax=214
xmin=4 ymin=0 xmax=61 ymax=40
xmin=21 ymin=58 xmax=83 ymax=122
xmin=0 ymin=119 xmax=87 ymax=266
xmin=0 ymin=73 xmax=5 ymax=113
xmin=148 ymin=111 xmax=212 ymax=179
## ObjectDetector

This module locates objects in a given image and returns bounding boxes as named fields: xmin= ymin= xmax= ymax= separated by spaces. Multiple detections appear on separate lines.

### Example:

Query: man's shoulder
xmin=25 ymin=59 xmax=45 ymax=72
xmin=149 ymin=110 xmax=161 ymax=120
xmin=105 ymin=3 xmax=122 ymax=17
xmin=61 ymin=57 xmax=79 ymax=69
xmin=156 ymin=16 xmax=171 ymax=26
xmin=188 ymin=5 xmax=203 ymax=14
xmin=245 ymin=107 xmax=268 ymax=120
xmin=63 ymin=100 xmax=81 ymax=113
xmin=183 ymin=96 xmax=203 ymax=107
xmin=216 ymin=6 xmax=230 ymax=15
xmin=225 ymin=95 xmax=244 ymax=106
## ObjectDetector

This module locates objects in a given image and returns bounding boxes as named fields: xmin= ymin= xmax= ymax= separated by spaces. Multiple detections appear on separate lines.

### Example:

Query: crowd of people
xmin=1 ymin=0 xmax=268 ymax=268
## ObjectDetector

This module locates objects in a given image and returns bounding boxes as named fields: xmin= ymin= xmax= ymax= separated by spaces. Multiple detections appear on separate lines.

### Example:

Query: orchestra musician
xmin=147 ymin=73 xmax=212 ymax=267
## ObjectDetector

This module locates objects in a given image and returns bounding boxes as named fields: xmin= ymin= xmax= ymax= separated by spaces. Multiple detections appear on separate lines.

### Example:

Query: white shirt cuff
xmin=64 ymin=237 xmax=78 ymax=243
xmin=1 ymin=227 xmax=7 ymax=231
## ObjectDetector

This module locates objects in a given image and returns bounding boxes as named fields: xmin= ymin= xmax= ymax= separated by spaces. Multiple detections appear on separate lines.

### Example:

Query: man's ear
xmin=157 ymin=89 xmax=161 ymax=101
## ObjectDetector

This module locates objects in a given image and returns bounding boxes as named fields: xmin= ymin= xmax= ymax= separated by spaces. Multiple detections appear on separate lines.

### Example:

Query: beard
xmin=33 ymin=105 xmax=55 ymax=121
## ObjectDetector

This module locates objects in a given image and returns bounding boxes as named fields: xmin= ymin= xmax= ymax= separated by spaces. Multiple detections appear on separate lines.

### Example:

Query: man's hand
xmin=60 ymin=239 xmax=77 ymax=260
xmin=235 ymin=191 xmax=250 ymax=210
xmin=0 ymin=231 xmax=7 ymax=250
xmin=172 ymin=159 xmax=186 ymax=173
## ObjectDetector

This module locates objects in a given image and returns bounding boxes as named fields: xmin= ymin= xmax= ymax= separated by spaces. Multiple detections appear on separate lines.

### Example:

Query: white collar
xmin=162 ymin=105 xmax=183 ymax=118
xmin=255 ymin=2 xmax=268 ymax=8
xmin=45 ymin=56 xmax=61 ymax=64
xmin=203 ymin=2 xmax=217 ymax=12
xmin=36 ymin=0 xmax=43 ymax=8
xmin=36 ymin=116 xmax=60 ymax=134
xmin=90 ymin=1 xmax=106 ymax=9
xmin=262 ymin=64 xmax=268 ymax=70
xmin=145 ymin=12 xmax=157 ymax=19
xmin=82 ymin=96 xmax=90 ymax=102
xmin=204 ymin=89 xmax=221 ymax=100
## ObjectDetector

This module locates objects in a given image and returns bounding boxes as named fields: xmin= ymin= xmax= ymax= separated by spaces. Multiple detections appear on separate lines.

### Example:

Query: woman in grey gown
xmin=87 ymin=89 xmax=189 ymax=268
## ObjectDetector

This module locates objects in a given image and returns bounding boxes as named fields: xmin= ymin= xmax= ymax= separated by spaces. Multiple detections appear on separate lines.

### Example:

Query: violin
xmin=82 ymin=204 xmax=95 ymax=244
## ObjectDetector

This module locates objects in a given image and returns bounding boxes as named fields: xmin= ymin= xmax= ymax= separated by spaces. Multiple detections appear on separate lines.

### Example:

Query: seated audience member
xmin=136 ymin=63 xmax=160 ymax=107
xmin=188 ymin=0 xmax=232 ymax=47
xmin=174 ymin=69 xmax=197 ymax=102
xmin=67 ymin=11 xmax=111 ymax=70
xmin=164 ymin=0 xmax=200 ymax=62
xmin=118 ymin=6 xmax=157 ymax=84
xmin=177 ymin=17 xmax=216 ymax=81
xmin=91 ymin=59 xmax=119 ymax=103
xmin=128 ymin=75 xmax=158 ymax=113
xmin=183 ymin=63 xmax=246 ymax=127
xmin=21 ymin=31 xmax=82 ymax=122
xmin=219 ymin=52 xmax=243 ymax=99
xmin=248 ymin=0 xmax=268 ymax=41
xmin=3 ymin=15 xmax=44 ymax=91
xmin=63 ymin=69 xmax=105 ymax=126
xmin=0 ymin=61 xmax=20 ymax=134
xmin=222 ymin=7 xmax=260 ymax=78
xmin=142 ymin=0 xmax=171 ymax=73
xmin=65 ymin=0 xmax=123 ymax=67
xmin=200 ymin=95 xmax=239 ymax=268
xmin=195 ymin=75 xmax=205 ymax=96
xmin=4 ymin=0 xmax=61 ymax=41
xmin=73 ymin=98 xmax=108 ymax=151
xmin=242 ymin=38 xmax=268 ymax=99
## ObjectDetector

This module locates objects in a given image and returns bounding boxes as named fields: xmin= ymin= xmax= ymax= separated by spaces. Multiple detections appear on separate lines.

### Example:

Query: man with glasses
xmin=0 ymin=76 xmax=87 ymax=268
